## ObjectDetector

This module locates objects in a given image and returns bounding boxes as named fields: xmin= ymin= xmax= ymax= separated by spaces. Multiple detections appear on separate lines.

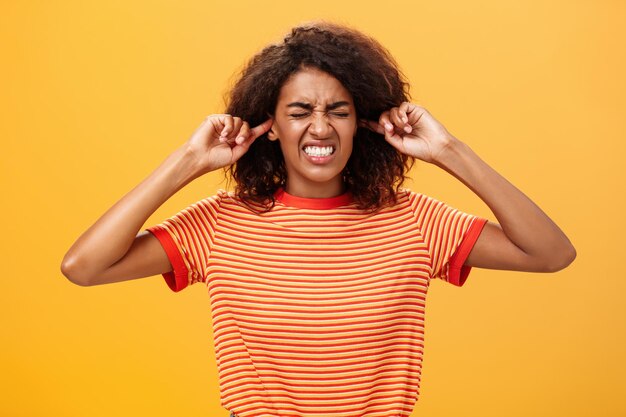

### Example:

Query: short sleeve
xmin=408 ymin=191 xmax=488 ymax=287
xmin=145 ymin=194 xmax=222 ymax=292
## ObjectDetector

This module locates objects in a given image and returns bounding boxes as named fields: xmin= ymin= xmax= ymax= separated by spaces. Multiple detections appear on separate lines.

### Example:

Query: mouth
xmin=302 ymin=145 xmax=336 ymax=157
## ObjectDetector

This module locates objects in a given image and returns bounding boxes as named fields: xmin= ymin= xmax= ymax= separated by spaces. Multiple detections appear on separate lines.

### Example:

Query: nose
xmin=308 ymin=112 xmax=333 ymax=138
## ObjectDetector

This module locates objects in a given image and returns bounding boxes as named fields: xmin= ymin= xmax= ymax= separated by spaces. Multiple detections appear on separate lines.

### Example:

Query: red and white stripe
xmin=148 ymin=189 xmax=487 ymax=417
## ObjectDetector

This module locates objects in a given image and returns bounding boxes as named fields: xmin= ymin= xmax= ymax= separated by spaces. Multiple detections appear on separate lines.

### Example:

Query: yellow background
xmin=1 ymin=0 xmax=624 ymax=416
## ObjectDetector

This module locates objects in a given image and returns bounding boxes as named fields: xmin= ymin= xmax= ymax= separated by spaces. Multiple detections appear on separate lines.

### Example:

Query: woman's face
xmin=269 ymin=67 xmax=357 ymax=198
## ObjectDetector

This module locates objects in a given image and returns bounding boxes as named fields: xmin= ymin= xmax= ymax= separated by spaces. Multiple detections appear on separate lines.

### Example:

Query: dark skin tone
xmin=62 ymin=69 xmax=575 ymax=288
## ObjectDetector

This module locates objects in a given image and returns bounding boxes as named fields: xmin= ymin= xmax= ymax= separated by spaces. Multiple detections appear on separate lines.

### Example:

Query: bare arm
xmin=434 ymin=139 xmax=576 ymax=272
xmin=366 ymin=102 xmax=576 ymax=273
xmin=61 ymin=146 xmax=198 ymax=286
xmin=61 ymin=115 xmax=273 ymax=286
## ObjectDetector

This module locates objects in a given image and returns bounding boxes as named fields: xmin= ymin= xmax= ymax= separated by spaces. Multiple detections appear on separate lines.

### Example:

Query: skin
xmin=365 ymin=102 xmax=576 ymax=271
xmin=61 ymin=68 xmax=575 ymax=287
xmin=267 ymin=67 xmax=357 ymax=198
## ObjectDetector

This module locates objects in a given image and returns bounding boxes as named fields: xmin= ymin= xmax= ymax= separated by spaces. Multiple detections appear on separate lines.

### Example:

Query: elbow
xmin=60 ymin=256 xmax=93 ymax=287
xmin=544 ymin=244 xmax=577 ymax=273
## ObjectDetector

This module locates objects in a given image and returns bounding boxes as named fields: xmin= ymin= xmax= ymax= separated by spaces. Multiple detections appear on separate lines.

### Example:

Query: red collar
xmin=274 ymin=188 xmax=353 ymax=209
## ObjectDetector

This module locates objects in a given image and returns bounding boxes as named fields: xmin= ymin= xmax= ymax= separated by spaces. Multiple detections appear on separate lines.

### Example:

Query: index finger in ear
xmin=249 ymin=118 xmax=274 ymax=140
xmin=359 ymin=119 xmax=385 ymax=135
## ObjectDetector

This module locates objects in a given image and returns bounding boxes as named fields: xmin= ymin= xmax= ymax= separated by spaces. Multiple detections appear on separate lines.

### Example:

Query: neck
xmin=284 ymin=180 xmax=346 ymax=199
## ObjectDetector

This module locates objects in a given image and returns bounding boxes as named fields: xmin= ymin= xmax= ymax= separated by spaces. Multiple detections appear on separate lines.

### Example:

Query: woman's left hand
xmin=361 ymin=102 xmax=459 ymax=164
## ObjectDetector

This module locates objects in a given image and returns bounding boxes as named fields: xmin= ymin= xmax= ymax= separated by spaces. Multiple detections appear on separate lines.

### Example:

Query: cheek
xmin=341 ymin=121 xmax=357 ymax=140
xmin=278 ymin=120 xmax=308 ymax=138
xmin=346 ymin=138 xmax=355 ymax=155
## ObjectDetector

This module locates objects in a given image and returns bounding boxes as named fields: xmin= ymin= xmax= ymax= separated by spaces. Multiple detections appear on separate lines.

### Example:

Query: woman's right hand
xmin=61 ymin=114 xmax=273 ymax=288
xmin=184 ymin=114 xmax=273 ymax=175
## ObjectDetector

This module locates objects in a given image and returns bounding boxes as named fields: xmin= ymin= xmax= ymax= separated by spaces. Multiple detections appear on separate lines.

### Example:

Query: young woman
xmin=61 ymin=22 xmax=576 ymax=417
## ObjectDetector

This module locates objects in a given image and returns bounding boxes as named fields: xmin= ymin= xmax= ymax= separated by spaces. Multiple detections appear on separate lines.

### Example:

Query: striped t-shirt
xmin=147 ymin=188 xmax=488 ymax=417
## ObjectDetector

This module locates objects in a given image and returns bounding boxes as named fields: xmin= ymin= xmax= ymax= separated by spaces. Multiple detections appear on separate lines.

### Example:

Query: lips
xmin=300 ymin=141 xmax=337 ymax=163
xmin=303 ymin=145 xmax=335 ymax=157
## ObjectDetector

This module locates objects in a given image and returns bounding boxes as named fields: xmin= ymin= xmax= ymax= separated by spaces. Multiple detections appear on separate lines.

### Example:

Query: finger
xmin=230 ymin=117 xmax=243 ymax=140
xmin=398 ymin=102 xmax=410 ymax=123
xmin=390 ymin=107 xmax=403 ymax=126
xmin=220 ymin=115 xmax=234 ymax=140
xmin=390 ymin=108 xmax=412 ymax=133
xmin=403 ymin=102 xmax=423 ymax=125
xmin=232 ymin=121 xmax=267 ymax=161
xmin=359 ymin=119 xmax=385 ymax=135
xmin=384 ymin=124 xmax=405 ymax=151
xmin=235 ymin=121 xmax=251 ymax=145
xmin=249 ymin=118 xmax=274 ymax=141
xmin=206 ymin=115 xmax=226 ymax=137
xmin=378 ymin=111 xmax=394 ymax=133
xmin=231 ymin=143 xmax=251 ymax=162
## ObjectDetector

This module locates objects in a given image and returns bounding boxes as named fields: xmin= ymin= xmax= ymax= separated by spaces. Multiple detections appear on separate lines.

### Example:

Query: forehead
xmin=277 ymin=67 xmax=353 ymax=105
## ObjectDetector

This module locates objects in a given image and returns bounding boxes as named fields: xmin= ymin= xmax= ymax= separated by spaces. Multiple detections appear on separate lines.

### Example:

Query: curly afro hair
xmin=225 ymin=21 xmax=414 ymax=211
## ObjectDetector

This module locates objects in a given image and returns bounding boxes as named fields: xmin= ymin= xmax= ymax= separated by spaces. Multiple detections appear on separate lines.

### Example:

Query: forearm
xmin=61 ymin=146 xmax=200 ymax=278
xmin=434 ymin=137 xmax=575 ymax=262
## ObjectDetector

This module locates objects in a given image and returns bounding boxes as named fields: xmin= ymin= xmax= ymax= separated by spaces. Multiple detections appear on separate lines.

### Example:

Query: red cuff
xmin=146 ymin=227 xmax=189 ymax=292
xmin=447 ymin=218 xmax=488 ymax=287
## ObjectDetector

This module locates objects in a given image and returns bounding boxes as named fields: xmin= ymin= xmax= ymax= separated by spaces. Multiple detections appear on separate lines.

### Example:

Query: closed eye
xmin=289 ymin=111 xmax=350 ymax=119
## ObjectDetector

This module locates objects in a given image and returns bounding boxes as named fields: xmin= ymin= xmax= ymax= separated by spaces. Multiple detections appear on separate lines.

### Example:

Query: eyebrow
xmin=286 ymin=101 xmax=351 ymax=111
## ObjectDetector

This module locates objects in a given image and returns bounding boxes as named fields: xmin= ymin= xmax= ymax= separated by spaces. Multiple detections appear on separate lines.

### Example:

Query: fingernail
xmin=404 ymin=126 xmax=412 ymax=133
xmin=385 ymin=123 xmax=393 ymax=131
xmin=236 ymin=136 xmax=244 ymax=144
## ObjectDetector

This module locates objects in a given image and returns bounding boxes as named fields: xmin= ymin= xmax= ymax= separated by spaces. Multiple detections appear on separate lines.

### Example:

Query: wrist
xmin=159 ymin=146 xmax=203 ymax=191
xmin=433 ymin=135 xmax=467 ymax=170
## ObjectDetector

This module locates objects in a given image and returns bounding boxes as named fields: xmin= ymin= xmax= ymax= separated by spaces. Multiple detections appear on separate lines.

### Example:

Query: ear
xmin=267 ymin=128 xmax=279 ymax=141
xmin=266 ymin=113 xmax=279 ymax=141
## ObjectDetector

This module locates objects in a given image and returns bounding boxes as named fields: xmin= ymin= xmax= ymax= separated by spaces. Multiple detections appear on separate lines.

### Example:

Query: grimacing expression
xmin=268 ymin=67 xmax=357 ymax=197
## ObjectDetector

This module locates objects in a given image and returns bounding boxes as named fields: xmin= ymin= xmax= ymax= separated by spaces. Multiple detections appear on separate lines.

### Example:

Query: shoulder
xmin=198 ymin=189 xmax=246 ymax=205
xmin=201 ymin=189 xmax=245 ymax=210
xmin=179 ymin=190 xmax=233 ymax=215
xmin=397 ymin=187 xmax=434 ymax=199
xmin=397 ymin=187 xmax=447 ymax=205
xmin=395 ymin=187 xmax=425 ymax=206
xmin=211 ymin=189 xmax=269 ymax=213
xmin=394 ymin=188 xmax=453 ymax=218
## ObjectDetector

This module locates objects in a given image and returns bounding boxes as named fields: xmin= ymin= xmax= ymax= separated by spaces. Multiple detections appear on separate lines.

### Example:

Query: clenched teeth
xmin=303 ymin=146 xmax=335 ymax=157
